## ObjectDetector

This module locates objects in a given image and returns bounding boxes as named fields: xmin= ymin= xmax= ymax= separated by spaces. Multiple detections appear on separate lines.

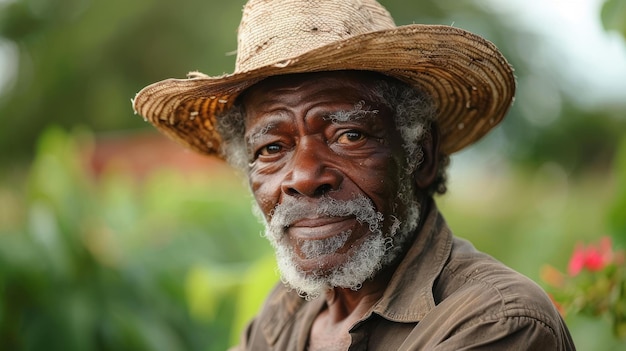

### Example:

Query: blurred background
xmin=1 ymin=0 xmax=625 ymax=350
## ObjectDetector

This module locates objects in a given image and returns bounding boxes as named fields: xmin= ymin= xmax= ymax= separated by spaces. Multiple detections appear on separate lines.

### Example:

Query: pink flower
xmin=567 ymin=236 xmax=614 ymax=276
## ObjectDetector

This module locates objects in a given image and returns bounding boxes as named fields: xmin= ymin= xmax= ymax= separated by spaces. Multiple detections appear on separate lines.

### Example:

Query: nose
xmin=281 ymin=137 xmax=343 ymax=197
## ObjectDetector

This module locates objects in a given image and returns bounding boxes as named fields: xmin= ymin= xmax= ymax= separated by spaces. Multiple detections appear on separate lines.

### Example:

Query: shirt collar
xmin=370 ymin=200 xmax=453 ymax=322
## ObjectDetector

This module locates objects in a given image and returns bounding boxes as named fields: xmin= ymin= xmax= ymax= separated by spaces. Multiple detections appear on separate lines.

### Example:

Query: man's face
xmin=242 ymin=72 xmax=417 ymax=298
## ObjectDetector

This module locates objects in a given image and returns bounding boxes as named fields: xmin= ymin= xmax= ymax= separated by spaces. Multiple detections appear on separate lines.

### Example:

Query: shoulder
xmin=430 ymin=237 xmax=573 ymax=348
xmin=235 ymin=282 xmax=320 ymax=350
xmin=255 ymin=282 xmax=307 ymax=331
xmin=440 ymin=237 xmax=555 ymax=312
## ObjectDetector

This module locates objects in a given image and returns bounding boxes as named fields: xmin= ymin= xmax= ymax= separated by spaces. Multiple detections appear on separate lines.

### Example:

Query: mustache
xmin=268 ymin=195 xmax=383 ymax=230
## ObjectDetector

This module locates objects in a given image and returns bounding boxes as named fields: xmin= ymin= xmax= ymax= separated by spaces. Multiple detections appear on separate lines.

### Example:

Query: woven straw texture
xmin=133 ymin=0 xmax=515 ymax=156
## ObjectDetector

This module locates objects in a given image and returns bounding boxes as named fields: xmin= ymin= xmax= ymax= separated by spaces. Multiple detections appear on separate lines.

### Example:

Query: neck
xmin=322 ymin=263 xmax=395 ymax=322
xmin=309 ymin=268 xmax=394 ymax=351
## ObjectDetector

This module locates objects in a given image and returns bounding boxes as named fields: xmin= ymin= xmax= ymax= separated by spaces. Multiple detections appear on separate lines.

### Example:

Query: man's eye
xmin=258 ymin=144 xmax=282 ymax=157
xmin=338 ymin=130 xmax=365 ymax=144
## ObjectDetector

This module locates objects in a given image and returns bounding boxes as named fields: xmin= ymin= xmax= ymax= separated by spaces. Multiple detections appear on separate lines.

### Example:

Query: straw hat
xmin=132 ymin=0 xmax=515 ymax=156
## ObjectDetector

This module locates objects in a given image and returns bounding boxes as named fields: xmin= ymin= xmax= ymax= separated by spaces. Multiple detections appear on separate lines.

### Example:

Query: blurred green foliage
xmin=0 ymin=127 xmax=275 ymax=350
xmin=609 ymin=137 xmax=626 ymax=248
xmin=602 ymin=0 xmax=626 ymax=250
xmin=603 ymin=0 xmax=626 ymax=37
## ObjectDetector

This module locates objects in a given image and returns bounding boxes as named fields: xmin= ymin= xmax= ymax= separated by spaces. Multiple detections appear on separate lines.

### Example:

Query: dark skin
xmin=241 ymin=71 xmax=440 ymax=350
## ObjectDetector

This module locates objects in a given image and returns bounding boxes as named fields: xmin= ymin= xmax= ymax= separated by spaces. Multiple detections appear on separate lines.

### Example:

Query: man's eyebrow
xmin=246 ymin=123 xmax=276 ymax=145
xmin=246 ymin=111 xmax=290 ymax=145
xmin=324 ymin=100 xmax=379 ymax=124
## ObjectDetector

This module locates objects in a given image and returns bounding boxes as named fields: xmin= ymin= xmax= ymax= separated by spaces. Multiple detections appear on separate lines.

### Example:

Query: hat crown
xmin=236 ymin=0 xmax=396 ymax=72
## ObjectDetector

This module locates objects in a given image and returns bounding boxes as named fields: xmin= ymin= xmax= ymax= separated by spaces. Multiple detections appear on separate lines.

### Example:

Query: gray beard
xmin=259 ymin=181 xmax=420 ymax=300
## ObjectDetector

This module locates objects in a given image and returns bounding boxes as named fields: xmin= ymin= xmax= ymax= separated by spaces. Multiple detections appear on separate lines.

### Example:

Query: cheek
xmin=360 ymin=153 xmax=400 ymax=189
xmin=355 ymin=155 xmax=403 ymax=212
xmin=249 ymin=171 xmax=282 ymax=217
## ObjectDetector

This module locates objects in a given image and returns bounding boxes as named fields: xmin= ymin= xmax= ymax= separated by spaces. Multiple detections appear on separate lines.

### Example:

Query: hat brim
xmin=132 ymin=24 xmax=515 ymax=156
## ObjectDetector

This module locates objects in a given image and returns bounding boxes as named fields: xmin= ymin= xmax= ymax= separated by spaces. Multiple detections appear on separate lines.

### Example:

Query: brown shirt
xmin=230 ymin=203 xmax=576 ymax=350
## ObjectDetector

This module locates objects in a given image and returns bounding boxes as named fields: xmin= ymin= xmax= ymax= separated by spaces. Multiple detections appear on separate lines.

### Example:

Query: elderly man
xmin=133 ymin=0 xmax=575 ymax=349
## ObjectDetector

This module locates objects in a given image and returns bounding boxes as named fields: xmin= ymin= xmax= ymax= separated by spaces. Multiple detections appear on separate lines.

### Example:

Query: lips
xmin=287 ymin=216 xmax=357 ymax=240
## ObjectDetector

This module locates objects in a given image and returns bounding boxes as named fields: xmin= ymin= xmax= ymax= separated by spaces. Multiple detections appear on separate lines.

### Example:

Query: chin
xmin=272 ymin=230 xmax=388 ymax=299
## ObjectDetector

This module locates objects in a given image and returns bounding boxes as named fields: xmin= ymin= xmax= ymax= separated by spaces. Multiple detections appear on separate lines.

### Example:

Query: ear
xmin=414 ymin=124 xmax=440 ymax=190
